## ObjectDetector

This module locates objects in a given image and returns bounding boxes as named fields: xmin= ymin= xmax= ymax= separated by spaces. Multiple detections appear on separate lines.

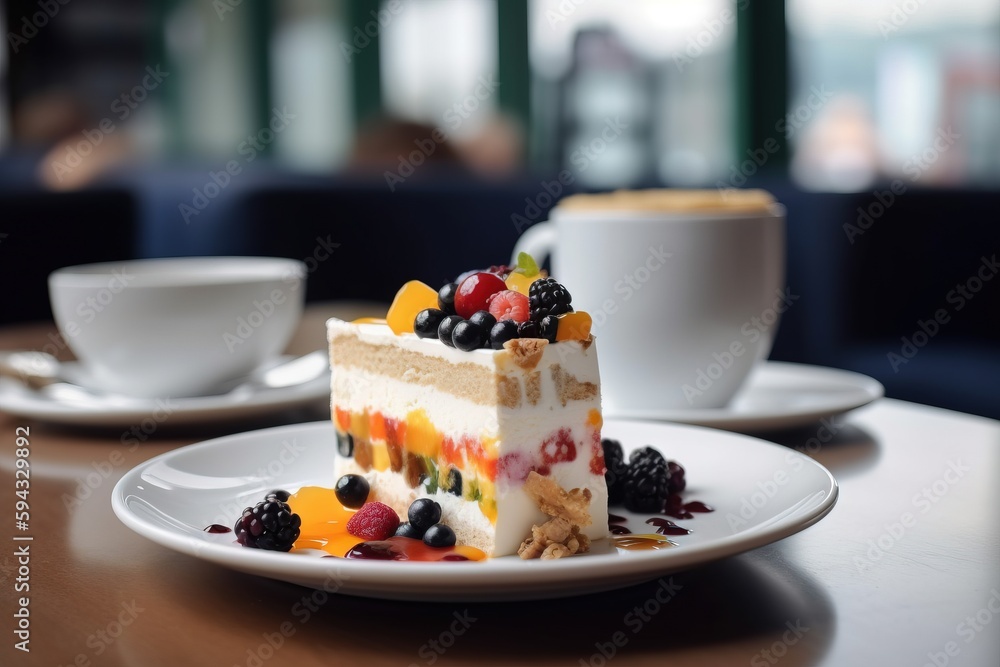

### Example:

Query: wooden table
xmin=2 ymin=306 xmax=999 ymax=667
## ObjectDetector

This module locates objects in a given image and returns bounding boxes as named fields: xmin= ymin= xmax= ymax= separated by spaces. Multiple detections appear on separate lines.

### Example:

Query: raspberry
xmin=540 ymin=428 xmax=577 ymax=466
xmin=497 ymin=451 xmax=535 ymax=484
xmin=487 ymin=290 xmax=530 ymax=323
xmin=589 ymin=430 xmax=606 ymax=476
xmin=346 ymin=501 xmax=400 ymax=540
xmin=529 ymin=277 xmax=573 ymax=320
xmin=234 ymin=498 xmax=301 ymax=552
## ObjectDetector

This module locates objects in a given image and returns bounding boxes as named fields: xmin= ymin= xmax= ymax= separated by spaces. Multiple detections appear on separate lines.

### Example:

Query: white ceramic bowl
xmin=49 ymin=257 xmax=306 ymax=398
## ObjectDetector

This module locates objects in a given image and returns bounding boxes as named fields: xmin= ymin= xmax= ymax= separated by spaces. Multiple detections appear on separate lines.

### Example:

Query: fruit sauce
xmin=286 ymin=486 xmax=485 ymax=562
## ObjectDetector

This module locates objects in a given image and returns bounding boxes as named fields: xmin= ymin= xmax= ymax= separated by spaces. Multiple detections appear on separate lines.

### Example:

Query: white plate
xmin=606 ymin=361 xmax=884 ymax=432
xmin=112 ymin=419 xmax=838 ymax=601
xmin=0 ymin=357 xmax=329 ymax=428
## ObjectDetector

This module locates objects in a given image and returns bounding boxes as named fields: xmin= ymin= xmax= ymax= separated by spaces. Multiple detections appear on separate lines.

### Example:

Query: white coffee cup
xmin=48 ymin=257 xmax=306 ymax=398
xmin=513 ymin=190 xmax=785 ymax=415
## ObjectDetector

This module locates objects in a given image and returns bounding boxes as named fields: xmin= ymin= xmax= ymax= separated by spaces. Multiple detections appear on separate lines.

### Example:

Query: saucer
xmin=0 ymin=356 xmax=330 ymax=428
xmin=605 ymin=361 xmax=884 ymax=432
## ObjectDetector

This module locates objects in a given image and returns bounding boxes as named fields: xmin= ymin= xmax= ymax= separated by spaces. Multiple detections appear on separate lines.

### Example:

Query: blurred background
xmin=1 ymin=0 xmax=998 ymax=418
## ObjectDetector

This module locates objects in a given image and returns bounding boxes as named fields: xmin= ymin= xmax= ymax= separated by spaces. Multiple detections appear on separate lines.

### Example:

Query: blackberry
xmin=622 ymin=447 xmax=669 ymax=513
xmin=629 ymin=446 xmax=665 ymax=468
xmin=265 ymin=489 xmax=290 ymax=502
xmin=601 ymin=439 xmax=629 ymax=505
xmin=517 ymin=320 xmax=540 ymax=339
xmin=529 ymin=278 xmax=573 ymax=320
xmin=234 ymin=499 xmax=301 ymax=552
xmin=538 ymin=315 xmax=558 ymax=343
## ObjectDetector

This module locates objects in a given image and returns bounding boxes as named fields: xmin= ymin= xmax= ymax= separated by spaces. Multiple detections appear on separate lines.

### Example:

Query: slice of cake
xmin=327 ymin=257 xmax=609 ymax=557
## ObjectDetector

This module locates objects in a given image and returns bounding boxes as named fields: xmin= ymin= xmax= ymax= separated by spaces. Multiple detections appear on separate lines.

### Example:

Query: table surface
xmin=1 ymin=306 xmax=998 ymax=667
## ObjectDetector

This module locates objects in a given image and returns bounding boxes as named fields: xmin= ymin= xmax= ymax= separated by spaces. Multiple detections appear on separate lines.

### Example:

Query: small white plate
xmin=112 ymin=419 xmax=838 ymax=602
xmin=0 ymin=356 xmax=329 ymax=428
xmin=606 ymin=361 xmax=884 ymax=432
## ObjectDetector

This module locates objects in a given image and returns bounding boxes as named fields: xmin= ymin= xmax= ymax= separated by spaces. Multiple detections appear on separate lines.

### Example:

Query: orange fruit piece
xmin=386 ymin=280 xmax=438 ymax=335
xmin=555 ymin=311 xmax=593 ymax=341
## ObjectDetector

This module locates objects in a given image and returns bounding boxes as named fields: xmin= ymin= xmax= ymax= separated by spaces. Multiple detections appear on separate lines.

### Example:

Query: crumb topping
xmin=518 ymin=471 xmax=593 ymax=560
xmin=502 ymin=338 xmax=548 ymax=370
xmin=517 ymin=517 xmax=590 ymax=560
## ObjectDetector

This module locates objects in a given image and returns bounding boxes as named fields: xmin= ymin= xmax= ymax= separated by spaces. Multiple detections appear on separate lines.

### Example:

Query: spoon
xmin=0 ymin=350 xmax=329 ymax=400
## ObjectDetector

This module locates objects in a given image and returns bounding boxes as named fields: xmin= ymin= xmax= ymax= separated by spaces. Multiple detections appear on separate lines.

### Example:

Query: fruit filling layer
xmin=333 ymin=406 xmax=606 ymax=526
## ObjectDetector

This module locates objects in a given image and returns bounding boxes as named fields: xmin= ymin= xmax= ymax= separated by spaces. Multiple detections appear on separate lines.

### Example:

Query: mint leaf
xmin=515 ymin=251 xmax=539 ymax=277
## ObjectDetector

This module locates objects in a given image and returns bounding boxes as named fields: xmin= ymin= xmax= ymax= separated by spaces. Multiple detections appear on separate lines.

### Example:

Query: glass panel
xmin=788 ymin=0 xmax=1000 ymax=190
xmin=271 ymin=0 xmax=353 ymax=169
xmin=380 ymin=0 xmax=498 ymax=137
xmin=530 ymin=0 xmax=736 ymax=187
xmin=164 ymin=0 xmax=256 ymax=156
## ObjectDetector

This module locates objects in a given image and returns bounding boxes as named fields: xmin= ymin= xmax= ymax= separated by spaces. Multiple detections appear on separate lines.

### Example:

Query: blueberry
xmin=438 ymin=283 xmax=458 ymax=314
xmin=452 ymin=320 xmax=486 ymax=351
xmin=470 ymin=310 xmax=497 ymax=331
xmin=407 ymin=498 xmax=442 ymax=531
xmin=336 ymin=431 xmax=354 ymax=457
xmin=538 ymin=315 xmax=558 ymax=343
xmin=445 ymin=468 xmax=462 ymax=496
xmin=517 ymin=320 xmax=540 ymax=339
xmin=334 ymin=474 xmax=370 ymax=508
xmin=415 ymin=308 xmax=446 ymax=338
xmin=423 ymin=523 xmax=457 ymax=548
xmin=438 ymin=315 xmax=463 ymax=347
xmin=489 ymin=320 xmax=519 ymax=349
xmin=394 ymin=522 xmax=425 ymax=539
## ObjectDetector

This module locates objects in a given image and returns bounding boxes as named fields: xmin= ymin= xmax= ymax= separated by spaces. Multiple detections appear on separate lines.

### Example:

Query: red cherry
xmin=455 ymin=272 xmax=507 ymax=319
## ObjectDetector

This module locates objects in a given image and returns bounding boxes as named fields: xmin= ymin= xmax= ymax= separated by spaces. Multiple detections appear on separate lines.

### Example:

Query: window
xmin=788 ymin=0 xmax=1000 ymax=190
xmin=380 ymin=0 xmax=497 ymax=137
xmin=530 ymin=0 xmax=737 ymax=187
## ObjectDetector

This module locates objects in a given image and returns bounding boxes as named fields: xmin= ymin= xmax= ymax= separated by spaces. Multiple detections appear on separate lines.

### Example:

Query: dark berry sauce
xmin=608 ymin=513 xmax=628 ymax=523
xmin=610 ymin=524 xmax=632 ymax=535
xmin=645 ymin=517 xmax=692 ymax=536
xmin=662 ymin=494 xmax=714 ymax=520
xmin=344 ymin=536 xmax=471 ymax=562
xmin=204 ymin=524 xmax=232 ymax=534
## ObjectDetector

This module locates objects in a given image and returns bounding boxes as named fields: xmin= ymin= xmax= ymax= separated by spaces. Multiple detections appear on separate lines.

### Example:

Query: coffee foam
xmin=557 ymin=189 xmax=777 ymax=214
